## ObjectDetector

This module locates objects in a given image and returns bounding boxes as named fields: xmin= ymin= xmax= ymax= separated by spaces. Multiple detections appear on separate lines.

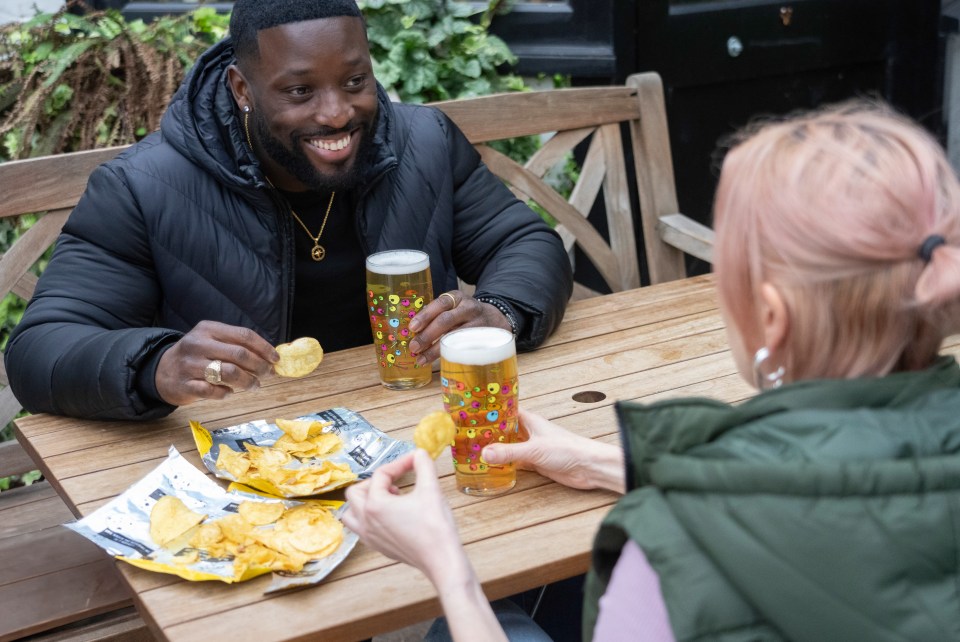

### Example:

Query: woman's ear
xmin=759 ymin=282 xmax=789 ymax=355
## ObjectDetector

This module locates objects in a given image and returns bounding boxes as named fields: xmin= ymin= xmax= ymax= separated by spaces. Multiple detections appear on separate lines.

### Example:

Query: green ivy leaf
xmin=452 ymin=57 xmax=481 ymax=79
xmin=44 ymin=83 xmax=73 ymax=115
xmin=24 ymin=41 xmax=53 ymax=64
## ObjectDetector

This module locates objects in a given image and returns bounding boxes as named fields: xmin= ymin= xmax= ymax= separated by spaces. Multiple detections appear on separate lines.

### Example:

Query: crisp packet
xmin=65 ymin=446 xmax=358 ymax=593
xmin=192 ymin=407 xmax=413 ymax=497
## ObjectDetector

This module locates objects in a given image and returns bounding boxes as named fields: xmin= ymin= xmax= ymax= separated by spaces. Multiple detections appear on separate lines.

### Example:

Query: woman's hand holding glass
xmin=482 ymin=410 xmax=626 ymax=494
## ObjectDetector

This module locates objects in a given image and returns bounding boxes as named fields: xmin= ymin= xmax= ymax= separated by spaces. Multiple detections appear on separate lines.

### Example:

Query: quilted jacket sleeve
xmin=5 ymin=162 xmax=180 ymax=420
xmin=440 ymin=112 xmax=574 ymax=350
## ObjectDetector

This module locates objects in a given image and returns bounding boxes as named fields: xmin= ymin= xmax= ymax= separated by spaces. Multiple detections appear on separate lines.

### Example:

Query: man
xmin=4 ymin=0 xmax=572 ymax=420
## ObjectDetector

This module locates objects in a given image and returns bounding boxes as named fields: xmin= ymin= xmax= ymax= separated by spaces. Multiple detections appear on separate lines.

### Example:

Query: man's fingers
xmin=191 ymin=321 xmax=279 ymax=369
xmin=437 ymin=291 xmax=462 ymax=311
xmin=410 ymin=300 xmax=469 ymax=351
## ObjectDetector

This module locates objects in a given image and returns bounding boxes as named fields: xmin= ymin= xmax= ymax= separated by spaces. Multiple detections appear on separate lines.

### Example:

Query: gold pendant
xmin=311 ymin=243 xmax=325 ymax=261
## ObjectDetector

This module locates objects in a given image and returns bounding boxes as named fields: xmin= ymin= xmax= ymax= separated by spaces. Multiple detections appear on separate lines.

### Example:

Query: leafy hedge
xmin=0 ymin=0 xmax=529 ymax=160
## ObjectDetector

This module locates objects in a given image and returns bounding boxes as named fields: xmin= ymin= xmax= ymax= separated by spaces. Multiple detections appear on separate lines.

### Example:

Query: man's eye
xmin=345 ymin=75 xmax=367 ymax=89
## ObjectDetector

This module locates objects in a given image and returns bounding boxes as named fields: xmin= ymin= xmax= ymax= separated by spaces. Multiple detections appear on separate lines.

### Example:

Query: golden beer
xmin=366 ymin=250 xmax=433 ymax=390
xmin=440 ymin=327 xmax=520 ymax=496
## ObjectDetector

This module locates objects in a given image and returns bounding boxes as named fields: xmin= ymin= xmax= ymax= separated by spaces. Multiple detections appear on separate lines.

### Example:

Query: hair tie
xmin=918 ymin=234 xmax=946 ymax=263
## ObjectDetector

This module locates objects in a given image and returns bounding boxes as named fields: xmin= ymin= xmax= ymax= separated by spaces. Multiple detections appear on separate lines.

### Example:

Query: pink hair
xmin=713 ymin=101 xmax=960 ymax=381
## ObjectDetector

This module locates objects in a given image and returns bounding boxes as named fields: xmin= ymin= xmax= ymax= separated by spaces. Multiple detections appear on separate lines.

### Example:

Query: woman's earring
xmin=753 ymin=347 xmax=785 ymax=390
xmin=242 ymin=105 xmax=251 ymax=113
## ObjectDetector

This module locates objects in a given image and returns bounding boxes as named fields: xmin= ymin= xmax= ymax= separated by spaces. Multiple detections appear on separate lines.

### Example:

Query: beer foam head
xmin=440 ymin=327 xmax=515 ymax=365
xmin=366 ymin=250 xmax=430 ymax=275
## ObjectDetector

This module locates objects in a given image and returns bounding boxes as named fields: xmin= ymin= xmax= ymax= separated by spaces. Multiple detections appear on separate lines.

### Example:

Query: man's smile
xmin=306 ymin=132 xmax=352 ymax=152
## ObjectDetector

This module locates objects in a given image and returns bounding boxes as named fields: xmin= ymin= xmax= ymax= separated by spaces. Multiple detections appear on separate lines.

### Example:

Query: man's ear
xmin=226 ymin=64 xmax=251 ymax=111
xmin=759 ymin=282 xmax=789 ymax=355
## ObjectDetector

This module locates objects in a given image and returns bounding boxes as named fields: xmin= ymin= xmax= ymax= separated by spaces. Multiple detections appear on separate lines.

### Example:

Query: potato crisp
xmin=192 ymin=408 xmax=415 ymax=500
xmin=275 ymin=417 xmax=326 ymax=442
xmin=181 ymin=501 xmax=344 ymax=579
xmin=274 ymin=337 xmax=324 ymax=377
xmin=149 ymin=495 xmax=206 ymax=547
xmin=215 ymin=426 xmax=357 ymax=497
xmin=66 ymin=447 xmax=359 ymax=591
xmin=414 ymin=410 xmax=457 ymax=460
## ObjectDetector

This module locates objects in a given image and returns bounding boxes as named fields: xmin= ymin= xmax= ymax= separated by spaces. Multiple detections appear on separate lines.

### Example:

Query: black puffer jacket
xmin=5 ymin=39 xmax=572 ymax=420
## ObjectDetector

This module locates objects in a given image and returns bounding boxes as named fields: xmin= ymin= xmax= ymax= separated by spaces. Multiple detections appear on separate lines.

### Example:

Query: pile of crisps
xmin=149 ymin=496 xmax=343 ymax=579
xmin=215 ymin=418 xmax=357 ymax=496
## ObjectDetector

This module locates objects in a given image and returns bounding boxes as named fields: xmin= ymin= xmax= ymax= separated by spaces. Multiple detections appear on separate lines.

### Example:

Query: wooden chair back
xmin=625 ymin=72 xmax=714 ymax=282
xmin=0 ymin=146 xmax=124 ymax=430
xmin=434 ymin=80 xmax=641 ymax=299
xmin=433 ymin=71 xmax=713 ymax=296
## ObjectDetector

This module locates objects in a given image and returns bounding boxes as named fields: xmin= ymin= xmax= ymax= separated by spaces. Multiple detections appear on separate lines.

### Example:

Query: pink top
xmin=593 ymin=540 xmax=675 ymax=641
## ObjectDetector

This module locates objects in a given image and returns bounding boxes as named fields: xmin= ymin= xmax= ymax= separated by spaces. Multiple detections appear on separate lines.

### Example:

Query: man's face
xmin=233 ymin=16 xmax=379 ymax=192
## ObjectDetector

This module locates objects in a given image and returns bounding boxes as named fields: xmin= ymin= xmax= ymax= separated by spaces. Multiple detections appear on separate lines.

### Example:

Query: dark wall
xmin=491 ymin=1 xmax=944 ymax=282
xmin=633 ymin=0 xmax=944 ymax=234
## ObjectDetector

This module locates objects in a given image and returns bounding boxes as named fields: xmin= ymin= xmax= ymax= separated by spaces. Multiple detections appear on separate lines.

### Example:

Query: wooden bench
xmin=0 ymin=71 xmax=708 ymax=641
xmin=0 ymin=146 xmax=149 ymax=642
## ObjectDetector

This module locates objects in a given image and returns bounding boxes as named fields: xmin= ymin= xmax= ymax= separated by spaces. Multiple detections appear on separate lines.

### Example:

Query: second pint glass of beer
xmin=366 ymin=250 xmax=433 ymax=390
xmin=440 ymin=326 xmax=521 ymax=496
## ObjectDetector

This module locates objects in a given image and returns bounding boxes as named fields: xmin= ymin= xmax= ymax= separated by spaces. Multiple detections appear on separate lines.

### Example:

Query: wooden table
xmin=15 ymin=274 xmax=753 ymax=641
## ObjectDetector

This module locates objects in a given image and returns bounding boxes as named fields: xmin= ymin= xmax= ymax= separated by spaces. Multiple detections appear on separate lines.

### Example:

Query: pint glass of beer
xmin=366 ymin=250 xmax=433 ymax=390
xmin=440 ymin=327 xmax=521 ymax=496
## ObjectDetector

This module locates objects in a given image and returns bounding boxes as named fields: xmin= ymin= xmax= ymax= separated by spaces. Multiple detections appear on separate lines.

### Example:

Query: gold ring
xmin=203 ymin=359 xmax=223 ymax=385
xmin=439 ymin=292 xmax=458 ymax=309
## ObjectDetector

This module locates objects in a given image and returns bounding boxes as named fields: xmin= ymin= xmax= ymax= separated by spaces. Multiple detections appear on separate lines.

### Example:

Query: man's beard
xmin=254 ymin=109 xmax=376 ymax=192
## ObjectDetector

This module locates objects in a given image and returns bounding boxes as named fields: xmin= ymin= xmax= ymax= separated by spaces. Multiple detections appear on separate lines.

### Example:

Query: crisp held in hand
xmin=274 ymin=337 xmax=323 ymax=377
xmin=414 ymin=411 xmax=457 ymax=459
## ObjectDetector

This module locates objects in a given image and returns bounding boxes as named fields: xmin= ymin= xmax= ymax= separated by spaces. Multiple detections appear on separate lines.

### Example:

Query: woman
xmin=343 ymin=102 xmax=960 ymax=640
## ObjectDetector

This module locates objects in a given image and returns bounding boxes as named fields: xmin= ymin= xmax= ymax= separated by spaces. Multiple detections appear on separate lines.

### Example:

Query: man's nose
xmin=312 ymin=90 xmax=353 ymax=130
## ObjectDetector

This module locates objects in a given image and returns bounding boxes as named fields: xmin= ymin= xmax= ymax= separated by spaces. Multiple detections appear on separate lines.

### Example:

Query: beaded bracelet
xmin=474 ymin=295 xmax=520 ymax=336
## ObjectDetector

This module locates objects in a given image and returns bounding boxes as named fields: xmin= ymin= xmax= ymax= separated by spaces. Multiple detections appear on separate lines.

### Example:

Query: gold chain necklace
xmin=290 ymin=192 xmax=336 ymax=261
xmin=244 ymin=108 xmax=336 ymax=262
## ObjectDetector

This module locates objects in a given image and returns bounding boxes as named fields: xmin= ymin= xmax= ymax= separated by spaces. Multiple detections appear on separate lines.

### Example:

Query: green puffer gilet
xmin=583 ymin=356 xmax=960 ymax=641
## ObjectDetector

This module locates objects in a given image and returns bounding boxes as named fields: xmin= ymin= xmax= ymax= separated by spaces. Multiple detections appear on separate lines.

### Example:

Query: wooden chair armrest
xmin=658 ymin=213 xmax=715 ymax=264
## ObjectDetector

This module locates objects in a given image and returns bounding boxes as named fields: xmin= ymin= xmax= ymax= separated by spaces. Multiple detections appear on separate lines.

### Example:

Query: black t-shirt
xmin=278 ymin=189 xmax=371 ymax=352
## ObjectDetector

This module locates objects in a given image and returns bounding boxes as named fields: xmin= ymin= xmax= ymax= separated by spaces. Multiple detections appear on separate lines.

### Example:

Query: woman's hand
xmin=343 ymin=450 xmax=466 ymax=586
xmin=482 ymin=409 xmax=625 ymax=494
xmin=343 ymin=449 xmax=508 ymax=642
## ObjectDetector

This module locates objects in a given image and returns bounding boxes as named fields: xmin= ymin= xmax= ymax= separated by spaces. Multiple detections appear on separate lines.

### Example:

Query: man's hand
xmin=407 ymin=290 xmax=511 ymax=365
xmin=155 ymin=320 xmax=279 ymax=406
